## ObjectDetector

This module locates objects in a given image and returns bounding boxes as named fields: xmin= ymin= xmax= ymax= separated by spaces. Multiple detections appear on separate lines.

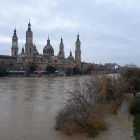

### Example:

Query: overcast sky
xmin=0 ymin=0 xmax=140 ymax=66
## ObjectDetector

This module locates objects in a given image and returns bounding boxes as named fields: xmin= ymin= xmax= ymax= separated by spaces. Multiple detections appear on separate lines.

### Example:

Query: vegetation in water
xmin=55 ymin=73 xmax=128 ymax=137
xmin=66 ymin=68 xmax=72 ymax=75
xmin=46 ymin=66 xmax=56 ymax=74
xmin=0 ymin=67 xmax=9 ymax=77
xmin=133 ymin=113 xmax=140 ymax=140
xmin=55 ymin=64 xmax=140 ymax=138
xmin=26 ymin=62 xmax=37 ymax=76
xmin=129 ymin=97 xmax=140 ymax=115
xmin=55 ymin=78 xmax=107 ymax=137
xmin=30 ymin=62 xmax=37 ymax=73
xmin=120 ymin=64 xmax=140 ymax=97
xmin=129 ymin=96 xmax=140 ymax=140
xmin=37 ymin=72 xmax=42 ymax=78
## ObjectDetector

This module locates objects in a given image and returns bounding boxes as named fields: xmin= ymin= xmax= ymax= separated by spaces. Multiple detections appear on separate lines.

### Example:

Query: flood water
xmin=0 ymin=76 xmax=134 ymax=140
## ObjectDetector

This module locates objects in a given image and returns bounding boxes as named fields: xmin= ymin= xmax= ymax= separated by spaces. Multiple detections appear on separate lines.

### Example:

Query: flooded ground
xmin=0 ymin=76 xmax=134 ymax=140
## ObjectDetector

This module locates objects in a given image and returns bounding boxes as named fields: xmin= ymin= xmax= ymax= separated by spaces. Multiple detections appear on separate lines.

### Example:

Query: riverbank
xmin=0 ymin=71 xmax=119 ymax=78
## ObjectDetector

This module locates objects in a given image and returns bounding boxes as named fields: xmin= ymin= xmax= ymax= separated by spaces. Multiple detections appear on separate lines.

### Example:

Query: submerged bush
xmin=55 ymin=74 xmax=128 ymax=137
xmin=55 ymin=95 xmax=107 ymax=137
xmin=0 ymin=67 xmax=8 ymax=77
xmin=120 ymin=65 xmax=140 ymax=97
xmin=37 ymin=72 xmax=42 ymax=78
xmin=129 ymin=97 xmax=140 ymax=115
xmin=92 ymin=74 xmax=127 ymax=114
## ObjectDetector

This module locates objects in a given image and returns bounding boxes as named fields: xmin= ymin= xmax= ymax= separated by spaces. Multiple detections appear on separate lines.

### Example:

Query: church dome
xmin=43 ymin=37 xmax=54 ymax=57
xmin=44 ymin=44 xmax=54 ymax=51
xmin=33 ymin=44 xmax=39 ymax=55
xmin=68 ymin=50 xmax=74 ymax=60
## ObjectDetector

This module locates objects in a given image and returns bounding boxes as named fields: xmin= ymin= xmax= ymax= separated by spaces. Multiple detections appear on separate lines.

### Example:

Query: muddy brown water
xmin=0 ymin=76 xmax=134 ymax=140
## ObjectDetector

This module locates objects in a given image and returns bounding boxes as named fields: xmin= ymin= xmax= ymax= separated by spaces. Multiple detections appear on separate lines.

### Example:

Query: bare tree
xmin=121 ymin=64 xmax=140 ymax=97
xmin=55 ymin=74 xmax=128 ymax=137
xmin=55 ymin=76 xmax=107 ymax=137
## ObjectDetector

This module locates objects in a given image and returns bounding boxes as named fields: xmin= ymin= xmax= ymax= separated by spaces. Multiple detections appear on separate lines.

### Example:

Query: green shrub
xmin=133 ymin=113 xmax=140 ymax=139
xmin=129 ymin=97 xmax=140 ymax=115
xmin=46 ymin=66 xmax=56 ymax=74
xmin=0 ymin=67 xmax=9 ymax=77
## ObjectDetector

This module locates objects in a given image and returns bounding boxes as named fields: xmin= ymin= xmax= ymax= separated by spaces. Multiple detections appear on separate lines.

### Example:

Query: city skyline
xmin=0 ymin=0 xmax=140 ymax=66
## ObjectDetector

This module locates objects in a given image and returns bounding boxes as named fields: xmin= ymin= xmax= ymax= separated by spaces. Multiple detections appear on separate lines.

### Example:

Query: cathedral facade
xmin=11 ymin=21 xmax=81 ymax=71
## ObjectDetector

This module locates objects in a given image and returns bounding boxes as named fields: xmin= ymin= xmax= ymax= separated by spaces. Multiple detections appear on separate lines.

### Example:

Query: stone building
xmin=0 ymin=55 xmax=16 ymax=70
xmin=8 ymin=20 xmax=81 ymax=71
xmin=0 ymin=27 xmax=17 ymax=70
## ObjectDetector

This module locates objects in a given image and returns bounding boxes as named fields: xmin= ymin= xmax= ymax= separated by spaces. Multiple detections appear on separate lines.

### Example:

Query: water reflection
xmin=0 ymin=76 xmax=134 ymax=140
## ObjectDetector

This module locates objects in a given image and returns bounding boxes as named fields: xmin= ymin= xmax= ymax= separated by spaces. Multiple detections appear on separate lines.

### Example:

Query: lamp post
xmin=125 ymin=109 xmax=130 ymax=121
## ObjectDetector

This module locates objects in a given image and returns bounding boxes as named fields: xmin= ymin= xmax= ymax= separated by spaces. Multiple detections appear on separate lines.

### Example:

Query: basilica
xmin=10 ymin=21 xmax=81 ymax=71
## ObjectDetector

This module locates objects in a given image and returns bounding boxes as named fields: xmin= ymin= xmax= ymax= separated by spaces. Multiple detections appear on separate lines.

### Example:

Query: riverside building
xmin=1 ymin=21 xmax=81 ymax=71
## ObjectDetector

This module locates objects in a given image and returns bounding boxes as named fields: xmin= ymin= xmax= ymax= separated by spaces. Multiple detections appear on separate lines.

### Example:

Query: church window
xmin=15 ymin=51 xmax=16 ymax=55
xmin=30 ymin=48 xmax=31 ymax=53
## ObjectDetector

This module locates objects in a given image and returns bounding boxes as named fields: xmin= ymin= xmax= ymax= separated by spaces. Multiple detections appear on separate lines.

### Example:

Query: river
xmin=0 ymin=76 xmax=134 ymax=140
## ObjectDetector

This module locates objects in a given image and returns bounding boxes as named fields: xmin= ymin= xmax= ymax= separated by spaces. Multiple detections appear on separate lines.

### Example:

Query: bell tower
xmin=25 ymin=20 xmax=33 ymax=55
xmin=75 ymin=33 xmax=81 ymax=68
xmin=11 ymin=27 xmax=18 ymax=57
xmin=24 ymin=20 xmax=34 ymax=64
xmin=59 ymin=37 xmax=65 ymax=57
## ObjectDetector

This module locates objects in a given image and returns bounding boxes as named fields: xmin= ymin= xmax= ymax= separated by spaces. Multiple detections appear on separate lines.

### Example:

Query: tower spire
xmin=47 ymin=35 xmax=50 ymax=45
xmin=60 ymin=36 xmax=63 ymax=45
xmin=70 ymin=49 xmax=72 ymax=56
xmin=28 ymin=19 xmax=31 ymax=26
xmin=75 ymin=33 xmax=81 ymax=68
xmin=27 ymin=19 xmax=31 ymax=32
xmin=12 ymin=26 xmax=18 ymax=57
xmin=13 ymin=26 xmax=17 ymax=38
xmin=77 ymin=32 xmax=80 ymax=41
xmin=22 ymin=45 xmax=24 ymax=53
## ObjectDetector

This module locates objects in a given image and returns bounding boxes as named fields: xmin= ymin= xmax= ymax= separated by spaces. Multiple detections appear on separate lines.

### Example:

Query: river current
xmin=0 ymin=76 xmax=134 ymax=140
